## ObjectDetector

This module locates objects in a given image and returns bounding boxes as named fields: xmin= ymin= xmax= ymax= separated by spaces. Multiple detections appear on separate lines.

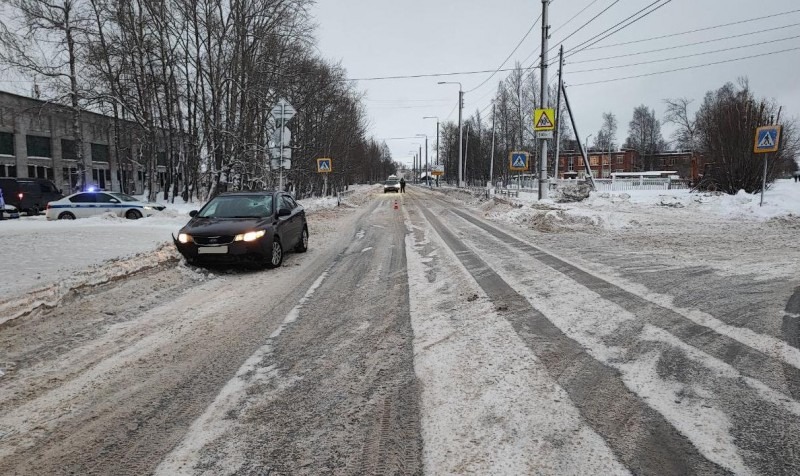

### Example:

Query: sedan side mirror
xmin=277 ymin=208 xmax=292 ymax=217
xmin=189 ymin=210 xmax=198 ymax=217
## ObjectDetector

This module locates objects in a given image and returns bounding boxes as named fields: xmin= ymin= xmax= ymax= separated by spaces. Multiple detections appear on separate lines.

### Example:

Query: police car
xmin=45 ymin=190 xmax=165 ymax=220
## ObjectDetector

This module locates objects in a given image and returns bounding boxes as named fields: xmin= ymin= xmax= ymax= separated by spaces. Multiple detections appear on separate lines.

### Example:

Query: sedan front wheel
xmin=268 ymin=238 xmax=283 ymax=268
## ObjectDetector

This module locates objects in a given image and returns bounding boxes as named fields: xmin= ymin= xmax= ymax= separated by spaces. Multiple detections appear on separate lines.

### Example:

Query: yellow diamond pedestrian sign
xmin=317 ymin=158 xmax=332 ymax=173
xmin=534 ymin=108 xmax=555 ymax=131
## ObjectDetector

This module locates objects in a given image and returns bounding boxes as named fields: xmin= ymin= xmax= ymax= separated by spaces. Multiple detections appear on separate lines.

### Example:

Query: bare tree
xmin=625 ymin=105 xmax=665 ymax=171
xmin=663 ymin=97 xmax=697 ymax=151
xmin=0 ymin=0 xmax=91 ymax=189
xmin=695 ymin=79 xmax=798 ymax=193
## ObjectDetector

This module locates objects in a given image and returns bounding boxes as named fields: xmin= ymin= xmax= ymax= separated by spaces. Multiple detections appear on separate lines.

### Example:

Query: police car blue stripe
xmin=48 ymin=204 xmax=145 ymax=209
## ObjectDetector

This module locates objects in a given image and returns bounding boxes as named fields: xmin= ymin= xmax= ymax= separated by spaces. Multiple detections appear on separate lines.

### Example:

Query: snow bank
xmin=487 ymin=179 xmax=800 ymax=232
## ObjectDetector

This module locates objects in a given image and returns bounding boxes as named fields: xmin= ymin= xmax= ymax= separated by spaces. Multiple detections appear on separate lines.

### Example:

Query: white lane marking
xmin=156 ymin=266 xmax=332 ymax=475
xmin=356 ymin=229 xmax=366 ymax=240
xmin=361 ymin=247 xmax=374 ymax=253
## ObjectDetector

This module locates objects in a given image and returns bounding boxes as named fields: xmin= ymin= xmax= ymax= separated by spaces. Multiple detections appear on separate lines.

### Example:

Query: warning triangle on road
xmin=536 ymin=111 xmax=554 ymax=129
xmin=758 ymin=131 xmax=775 ymax=148
xmin=512 ymin=156 xmax=526 ymax=167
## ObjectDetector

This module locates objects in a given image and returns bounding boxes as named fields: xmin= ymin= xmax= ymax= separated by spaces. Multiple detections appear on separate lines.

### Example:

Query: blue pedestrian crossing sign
xmin=509 ymin=151 xmax=529 ymax=171
xmin=317 ymin=158 xmax=332 ymax=173
xmin=754 ymin=125 xmax=781 ymax=154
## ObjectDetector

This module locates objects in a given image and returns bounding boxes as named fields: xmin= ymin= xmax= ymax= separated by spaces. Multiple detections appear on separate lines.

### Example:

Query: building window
xmin=0 ymin=131 xmax=13 ymax=155
xmin=91 ymin=143 xmax=109 ymax=162
xmin=26 ymin=135 xmax=52 ymax=158
xmin=590 ymin=156 xmax=599 ymax=166
xmin=568 ymin=158 xmax=575 ymax=171
xmin=157 ymin=151 xmax=167 ymax=166
xmin=92 ymin=168 xmax=108 ymax=189
xmin=28 ymin=165 xmax=52 ymax=179
xmin=616 ymin=155 xmax=623 ymax=164
xmin=63 ymin=167 xmax=79 ymax=190
xmin=669 ymin=158 xmax=676 ymax=166
xmin=62 ymin=139 xmax=78 ymax=160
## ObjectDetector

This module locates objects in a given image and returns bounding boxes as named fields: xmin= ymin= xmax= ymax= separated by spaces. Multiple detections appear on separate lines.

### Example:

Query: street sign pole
xmin=761 ymin=153 xmax=768 ymax=207
xmin=279 ymin=102 xmax=285 ymax=192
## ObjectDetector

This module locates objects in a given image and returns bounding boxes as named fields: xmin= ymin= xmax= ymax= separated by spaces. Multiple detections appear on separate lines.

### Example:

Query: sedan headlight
xmin=178 ymin=233 xmax=192 ymax=243
xmin=234 ymin=230 xmax=266 ymax=242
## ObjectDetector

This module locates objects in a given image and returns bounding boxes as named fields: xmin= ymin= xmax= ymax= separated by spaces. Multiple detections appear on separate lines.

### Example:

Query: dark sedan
xmin=174 ymin=191 xmax=308 ymax=268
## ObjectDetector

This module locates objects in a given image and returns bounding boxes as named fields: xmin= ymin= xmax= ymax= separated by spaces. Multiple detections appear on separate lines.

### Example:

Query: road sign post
xmin=317 ymin=158 xmax=332 ymax=197
xmin=754 ymin=125 xmax=782 ymax=207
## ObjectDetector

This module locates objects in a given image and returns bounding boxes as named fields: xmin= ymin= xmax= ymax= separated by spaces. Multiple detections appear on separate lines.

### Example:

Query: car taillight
xmin=46 ymin=203 xmax=51 ymax=209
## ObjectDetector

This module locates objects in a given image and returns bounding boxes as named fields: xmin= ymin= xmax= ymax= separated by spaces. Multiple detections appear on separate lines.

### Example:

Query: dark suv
xmin=0 ymin=178 xmax=63 ymax=216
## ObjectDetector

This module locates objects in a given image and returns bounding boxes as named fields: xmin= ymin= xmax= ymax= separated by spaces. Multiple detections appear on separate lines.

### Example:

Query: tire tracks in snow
xmin=410 ymin=194 xmax=728 ymax=475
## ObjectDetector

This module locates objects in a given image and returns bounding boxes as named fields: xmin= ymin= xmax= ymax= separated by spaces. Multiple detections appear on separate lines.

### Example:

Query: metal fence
xmin=592 ymin=178 xmax=690 ymax=191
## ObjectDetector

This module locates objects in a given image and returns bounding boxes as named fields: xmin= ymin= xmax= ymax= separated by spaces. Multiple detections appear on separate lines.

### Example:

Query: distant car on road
xmin=384 ymin=177 xmax=401 ymax=193
xmin=45 ymin=191 xmax=165 ymax=220
xmin=174 ymin=191 xmax=308 ymax=268
xmin=0 ymin=178 xmax=63 ymax=216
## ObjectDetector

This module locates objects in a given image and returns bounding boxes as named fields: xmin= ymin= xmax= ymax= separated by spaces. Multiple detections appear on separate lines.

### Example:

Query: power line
xmin=466 ymin=12 xmax=543 ymax=93
xmin=579 ymin=8 xmax=800 ymax=51
xmin=563 ymin=0 xmax=673 ymax=58
xmin=550 ymin=0 xmax=602 ymax=37
xmin=516 ymin=0 xmax=615 ymax=75
xmin=547 ymin=0 xmax=620 ymax=55
xmin=348 ymin=66 xmax=533 ymax=82
xmin=567 ymin=22 xmax=800 ymax=64
xmin=568 ymin=46 xmax=800 ymax=87
xmin=566 ymin=34 xmax=800 ymax=74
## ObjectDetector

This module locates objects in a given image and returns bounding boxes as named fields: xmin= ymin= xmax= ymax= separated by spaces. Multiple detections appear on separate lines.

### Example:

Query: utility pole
xmin=458 ymin=89 xmax=464 ymax=187
xmin=438 ymin=82 xmax=463 ymax=186
xmin=464 ymin=124 xmax=470 ymax=186
xmin=419 ymin=144 xmax=422 ymax=184
xmin=489 ymin=103 xmax=496 ymax=192
xmin=553 ymin=45 xmax=564 ymax=182
xmin=562 ymin=82 xmax=597 ymax=190
xmin=424 ymin=136 xmax=429 ymax=187
xmin=539 ymin=0 xmax=551 ymax=200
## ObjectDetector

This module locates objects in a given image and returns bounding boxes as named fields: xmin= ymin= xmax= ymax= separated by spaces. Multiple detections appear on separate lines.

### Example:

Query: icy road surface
xmin=0 ymin=185 xmax=799 ymax=475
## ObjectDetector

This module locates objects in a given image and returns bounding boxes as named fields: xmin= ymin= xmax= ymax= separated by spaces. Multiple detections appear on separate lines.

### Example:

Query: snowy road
xmin=1 ymin=185 xmax=799 ymax=475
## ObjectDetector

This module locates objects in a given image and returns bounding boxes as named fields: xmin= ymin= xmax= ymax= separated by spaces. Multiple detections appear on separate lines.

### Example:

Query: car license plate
xmin=198 ymin=246 xmax=228 ymax=254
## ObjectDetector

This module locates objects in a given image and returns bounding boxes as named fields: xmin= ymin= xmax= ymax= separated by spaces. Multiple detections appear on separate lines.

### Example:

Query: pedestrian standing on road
xmin=400 ymin=177 xmax=406 ymax=193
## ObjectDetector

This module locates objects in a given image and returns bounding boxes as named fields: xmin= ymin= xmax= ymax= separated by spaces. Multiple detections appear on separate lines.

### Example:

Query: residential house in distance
xmin=0 ymin=90 xmax=179 ymax=195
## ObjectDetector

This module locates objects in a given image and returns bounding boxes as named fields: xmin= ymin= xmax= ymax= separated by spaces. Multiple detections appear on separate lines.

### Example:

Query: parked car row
xmin=0 ymin=177 xmax=165 ymax=221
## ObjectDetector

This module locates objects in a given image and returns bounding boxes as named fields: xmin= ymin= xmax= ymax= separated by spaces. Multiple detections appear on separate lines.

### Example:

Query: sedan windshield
xmin=197 ymin=195 xmax=273 ymax=218
xmin=385 ymin=180 xmax=399 ymax=185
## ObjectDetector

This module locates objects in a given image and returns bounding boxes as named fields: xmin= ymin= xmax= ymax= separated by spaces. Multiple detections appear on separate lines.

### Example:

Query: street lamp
xmin=416 ymin=134 xmax=430 ymax=187
xmin=438 ymin=81 xmax=463 ymax=187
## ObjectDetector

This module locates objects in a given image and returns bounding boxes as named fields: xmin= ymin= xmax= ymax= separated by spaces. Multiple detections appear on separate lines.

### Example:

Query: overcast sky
xmin=313 ymin=0 xmax=800 ymax=167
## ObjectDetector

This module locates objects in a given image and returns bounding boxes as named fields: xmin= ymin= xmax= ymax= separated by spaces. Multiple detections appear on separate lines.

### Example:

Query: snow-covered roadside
xmin=446 ymin=217 xmax=800 ymax=475
xmin=403 ymin=207 xmax=628 ymax=475
xmin=0 ymin=186 xmax=379 ymax=318
xmin=486 ymin=179 xmax=800 ymax=232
